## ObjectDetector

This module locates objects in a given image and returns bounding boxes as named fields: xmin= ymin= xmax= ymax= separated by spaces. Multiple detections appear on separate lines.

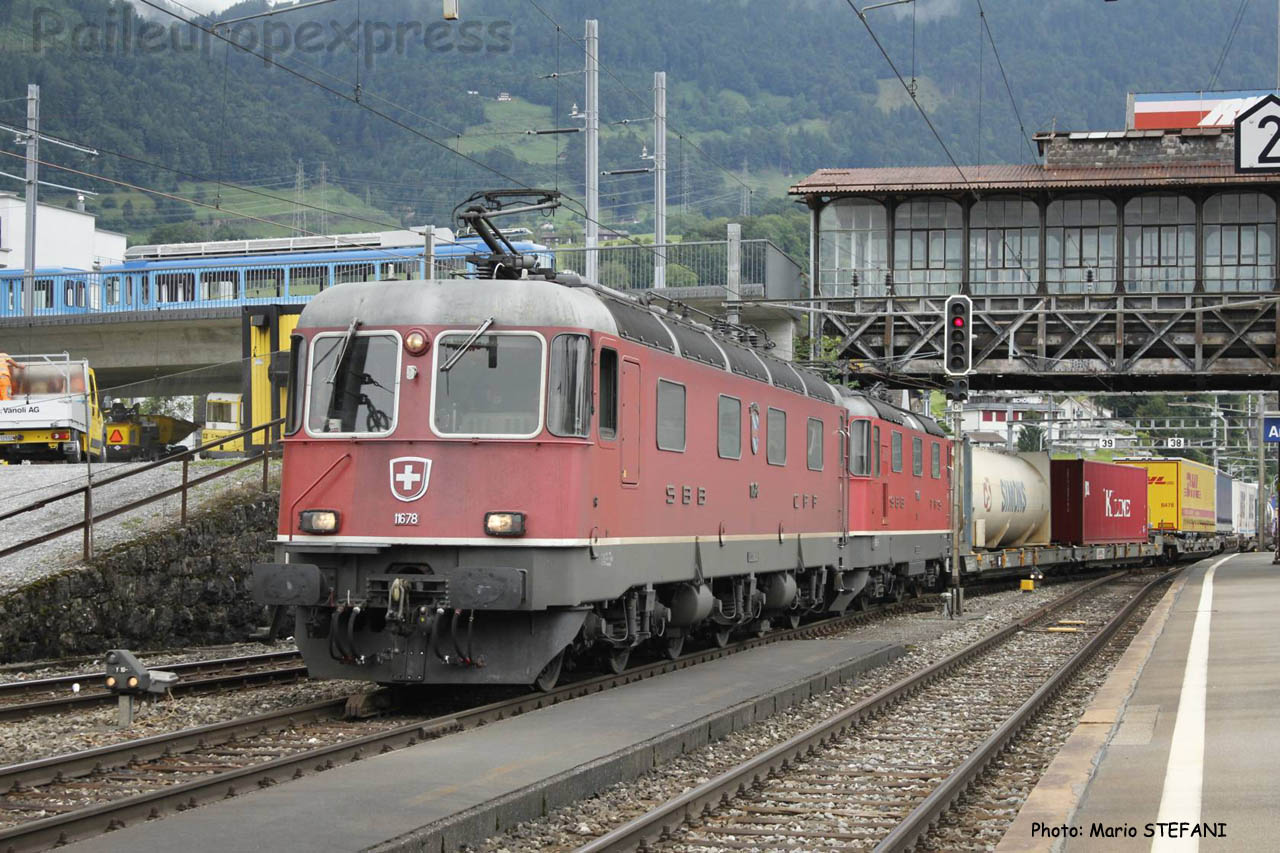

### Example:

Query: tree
xmin=147 ymin=222 xmax=205 ymax=245
xmin=1017 ymin=423 xmax=1045 ymax=454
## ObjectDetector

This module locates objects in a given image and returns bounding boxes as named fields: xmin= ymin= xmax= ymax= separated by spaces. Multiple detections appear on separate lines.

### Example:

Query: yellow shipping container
xmin=1116 ymin=457 xmax=1216 ymax=533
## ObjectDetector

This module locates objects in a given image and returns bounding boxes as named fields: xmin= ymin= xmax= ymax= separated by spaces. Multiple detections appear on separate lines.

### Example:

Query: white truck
xmin=0 ymin=353 xmax=105 ymax=463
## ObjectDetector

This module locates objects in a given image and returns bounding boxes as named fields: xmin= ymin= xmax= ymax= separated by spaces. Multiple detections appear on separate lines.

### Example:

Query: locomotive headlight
xmin=484 ymin=511 xmax=526 ymax=537
xmin=299 ymin=509 xmax=341 ymax=534
xmin=404 ymin=329 xmax=430 ymax=356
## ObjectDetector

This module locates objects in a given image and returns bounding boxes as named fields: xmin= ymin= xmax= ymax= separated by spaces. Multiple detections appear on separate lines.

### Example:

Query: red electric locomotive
xmin=251 ymin=196 xmax=951 ymax=689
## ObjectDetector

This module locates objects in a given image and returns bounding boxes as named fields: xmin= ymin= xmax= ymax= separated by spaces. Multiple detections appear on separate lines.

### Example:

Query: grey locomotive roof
xmin=300 ymin=277 xmax=841 ymax=406
xmin=297 ymin=279 xmax=620 ymax=333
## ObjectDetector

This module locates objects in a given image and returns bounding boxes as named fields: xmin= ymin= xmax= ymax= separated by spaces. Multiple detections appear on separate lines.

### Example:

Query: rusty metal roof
xmin=789 ymin=162 xmax=1280 ymax=196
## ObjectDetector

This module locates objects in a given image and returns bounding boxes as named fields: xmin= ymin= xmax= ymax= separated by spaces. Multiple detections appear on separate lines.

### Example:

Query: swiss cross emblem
xmin=389 ymin=457 xmax=431 ymax=502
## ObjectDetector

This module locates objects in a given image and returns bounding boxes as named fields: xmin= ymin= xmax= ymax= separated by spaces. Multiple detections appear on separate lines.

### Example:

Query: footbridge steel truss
xmin=805 ymin=291 xmax=1280 ymax=392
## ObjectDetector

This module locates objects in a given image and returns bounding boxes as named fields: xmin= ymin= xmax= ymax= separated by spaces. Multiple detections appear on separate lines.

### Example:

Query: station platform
xmin=66 ymin=636 xmax=903 ymax=853
xmin=999 ymin=551 xmax=1280 ymax=852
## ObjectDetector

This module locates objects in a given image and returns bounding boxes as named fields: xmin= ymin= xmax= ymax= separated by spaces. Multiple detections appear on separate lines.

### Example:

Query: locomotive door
xmin=620 ymin=358 xmax=641 ymax=486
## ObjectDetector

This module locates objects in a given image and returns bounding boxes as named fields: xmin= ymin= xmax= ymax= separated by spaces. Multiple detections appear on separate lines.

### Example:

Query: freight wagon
xmin=1232 ymin=479 xmax=1259 ymax=550
xmin=1050 ymin=459 xmax=1149 ymax=545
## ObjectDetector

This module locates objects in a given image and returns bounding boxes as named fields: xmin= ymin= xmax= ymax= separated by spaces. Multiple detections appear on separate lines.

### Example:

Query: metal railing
xmin=815 ymin=274 xmax=1279 ymax=299
xmin=0 ymin=418 xmax=284 ymax=563
xmin=555 ymin=238 xmax=806 ymax=298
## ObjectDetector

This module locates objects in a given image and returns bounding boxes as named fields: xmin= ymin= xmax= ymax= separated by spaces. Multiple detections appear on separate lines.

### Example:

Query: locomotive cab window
xmin=912 ymin=436 xmax=923 ymax=476
xmin=767 ymin=407 xmax=787 ymax=466
xmin=849 ymin=419 xmax=870 ymax=476
xmin=285 ymin=334 xmax=307 ymax=435
xmin=432 ymin=332 xmax=544 ymax=438
xmin=306 ymin=332 xmax=400 ymax=436
xmin=547 ymin=334 xmax=591 ymax=438
xmin=931 ymin=441 xmax=941 ymax=479
xmin=873 ymin=425 xmax=881 ymax=476
xmin=891 ymin=431 xmax=903 ymax=473
xmin=598 ymin=347 xmax=618 ymax=440
xmin=656 ymin=379 xmax=686 ymax=452
xmin=718 ymin=395 xmax=741 ymax=459
xmin=806 ymin=418 xmax=823 ymax=471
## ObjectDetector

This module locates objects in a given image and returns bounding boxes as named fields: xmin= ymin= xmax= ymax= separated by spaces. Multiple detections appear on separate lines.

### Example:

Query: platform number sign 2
xmin=1235 ymin=94 xmax=1280 ymax=173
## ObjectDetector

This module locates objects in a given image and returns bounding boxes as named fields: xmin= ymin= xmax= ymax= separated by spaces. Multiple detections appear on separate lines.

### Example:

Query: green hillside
xmin=2 ymin=0 xmax=1277 ymax=242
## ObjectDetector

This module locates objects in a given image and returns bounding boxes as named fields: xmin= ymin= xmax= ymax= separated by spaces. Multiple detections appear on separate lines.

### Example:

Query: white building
xmin=961 ymin=393 xmax=1136 ymax=452
xmin=0 ymin=193 xmax=127 ymax=271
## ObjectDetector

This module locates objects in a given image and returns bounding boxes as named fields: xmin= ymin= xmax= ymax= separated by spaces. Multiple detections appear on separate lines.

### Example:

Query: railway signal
xmin=944 ymin=295 xmax=973 ymax=377
xmin=105 ymin=649 xmax=178 ymax=727
xmin=945 ymin=377 xmax=970 ymax=403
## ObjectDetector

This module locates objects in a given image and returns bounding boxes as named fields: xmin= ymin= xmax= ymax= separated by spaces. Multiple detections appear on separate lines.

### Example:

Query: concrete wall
xmin=0 ymin=489 xmax=279 ymax=661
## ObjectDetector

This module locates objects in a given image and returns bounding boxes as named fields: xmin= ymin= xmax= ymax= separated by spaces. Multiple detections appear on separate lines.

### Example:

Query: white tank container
xmin=969 ymin=448 xmax=1051 ymax=548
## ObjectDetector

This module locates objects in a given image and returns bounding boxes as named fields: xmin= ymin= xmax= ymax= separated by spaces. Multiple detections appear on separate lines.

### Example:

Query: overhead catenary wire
xmin=521 ymin=0 xmax=755 ymax=199
xmin=133 ymin=0 xmax=694 ymax=271
xmin=1207 ymin=0 xmax=1252 ymax=91
xmin=974 ymin=0 xmax=1037 ymax=164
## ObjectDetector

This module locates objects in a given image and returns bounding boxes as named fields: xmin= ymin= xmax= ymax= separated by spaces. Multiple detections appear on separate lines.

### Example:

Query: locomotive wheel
xmin=786 ymin=612 xmax=802 ymax=629
xmin=663 ymin=633 xmax=685 ymax=660
xmin=853 ymin=595 xmax=869 ymax=612
xmin=605 ymin=646 xmax=631 ymax=675
xmin=533 ymin=649 xmax=565 ymax=692
xmin=713 ymin=627 xmax=733 ymax=648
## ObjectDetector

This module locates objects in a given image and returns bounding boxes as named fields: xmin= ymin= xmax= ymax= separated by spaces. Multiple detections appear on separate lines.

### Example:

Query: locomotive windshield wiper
xmin=326 ymin=317 xmax=362 ymax=384
xmin=440 ymin=316 xmax=495 ymax=372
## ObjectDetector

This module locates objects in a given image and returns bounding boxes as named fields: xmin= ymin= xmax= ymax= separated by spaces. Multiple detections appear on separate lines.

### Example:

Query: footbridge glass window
xmin=969 ymin=198 xmax=1039 ymax=295
xmin=818 ymin=199 xmax=888 ymax=297
xmin=893 ymin=198 xmax=962 ymax=295
xmin=431 ymin=332 xmax=542 ymax=438
xmin=289 ymin=266 xmax=329 ymax=296
xmin=1124 ymin=195 xmax=1195 ymax=292
xmin=1203 ymin=192 xmax=1276 ymax=292
xmin=308 ymin=332 xmax=400 ymax=436
xmin=1046 ymin=197 xmax=1117 ymax=293
xmin=547 ymin=334 xmax=591 ymax=438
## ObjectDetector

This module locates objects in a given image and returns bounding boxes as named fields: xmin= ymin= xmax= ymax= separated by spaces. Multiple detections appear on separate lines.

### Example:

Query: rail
xmin=0 ymin=418 xmax=285 ymax=563
xmin=571 ymin=569 xmax=1147 ymax=853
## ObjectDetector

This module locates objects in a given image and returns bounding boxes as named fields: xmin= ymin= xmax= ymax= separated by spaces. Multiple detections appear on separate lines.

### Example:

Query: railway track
xmin=0 ymin=597 xmax=924 ymax=851
xmin=0 ymin=651 xmax=307 ymax=721
xmin=572 ymin=568 xmax=1174 ymax=853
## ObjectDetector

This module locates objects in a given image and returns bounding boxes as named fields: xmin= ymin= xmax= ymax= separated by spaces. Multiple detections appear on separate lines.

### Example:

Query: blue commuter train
xmin=0 ymin=232 xmax=553 ymax=317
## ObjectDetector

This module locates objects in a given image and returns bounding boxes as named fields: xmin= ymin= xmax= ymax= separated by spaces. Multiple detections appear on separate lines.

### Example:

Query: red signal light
xmin=952 ymin=316 xmax=965 ymax=328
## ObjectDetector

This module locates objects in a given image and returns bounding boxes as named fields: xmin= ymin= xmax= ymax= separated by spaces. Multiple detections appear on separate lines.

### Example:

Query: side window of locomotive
xmin=931 ymin=441 xmax=941 ymax=479
xmin=598 ymin=347 xmax=618 ymax=440
xmin=891 ymin=431 xmax=903 ymax=473
xmin=873 ymin=425 xmax=881 ymax=476
xmin=432 ymin=332 xmax=543 ymax=437
xmin=656 ymin=379 xmax=686 ymax=452
xmin=718 ymin=395 xmax=741 ymax=459
xmin=307 ymin=332 xmax=399 ymax=435
xmin=806 ymin=418 xmax=823 ymax=471
xmin=285 ymin=333 xmax=307 ymax=435
xmin=547 ymin=334 xmax=592 ymax=438
xmin=912 ymin=436 xmax=923 ymax=476
xmin=767 ymin=407 xmax=787 ymax=466
xmin=848 ymin=420 xmax=870 ymax=475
